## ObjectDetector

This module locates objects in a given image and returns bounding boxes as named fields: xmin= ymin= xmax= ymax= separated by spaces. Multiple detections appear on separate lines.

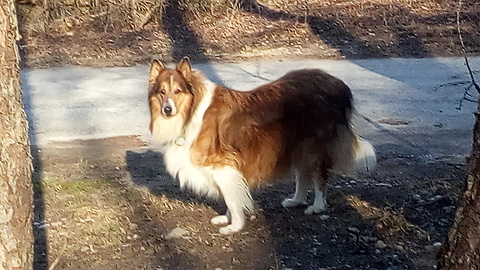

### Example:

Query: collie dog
xmin=148 ymin=57 xmax=376 ymax=234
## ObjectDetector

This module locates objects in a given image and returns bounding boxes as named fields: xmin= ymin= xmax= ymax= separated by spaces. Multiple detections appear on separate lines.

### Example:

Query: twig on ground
xmin=48 ymin=239 xmax=68 ymax=270
xmin=140 ymin=3 xmax=162 ymax=29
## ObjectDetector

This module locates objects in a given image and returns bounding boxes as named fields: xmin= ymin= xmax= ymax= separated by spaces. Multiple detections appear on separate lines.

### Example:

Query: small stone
xmin=375 ymin=183 xmax=393 ymax=188
xmin=362 ymin=236 xmax=378 ymax=242
xmin=375 ymin=249 xmax=381 ymax=255
xmin=376 ymin=240 xmax=387 ymax=249
xmin=347 ymin=227 xmax=360 ymax=234
xmin=319 ymin=214 xmax=330 ymax=221
xmin=429 ymin=195 xmax=443 ymax=202
xmin=413 ymin=194 xmax=422 ymax=200
xmin=425 ymin=243 xmax=442 ymax=252
xmin=80 ymin=246 xmax=90 ymax=252
xmin=165 ymin=227 xmax=189 ymax=239
xmin=349 ymin=180 xmax=357 ymax=185
xmin=393 ymin=244 xmax=405 ymax=252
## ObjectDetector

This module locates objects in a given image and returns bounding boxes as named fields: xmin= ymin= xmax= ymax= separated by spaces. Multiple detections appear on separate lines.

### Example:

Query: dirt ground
xmin=22 ymin=0 xmax=477 ymax=269
xmin=32 ymin=134 xmax=466 ymax=270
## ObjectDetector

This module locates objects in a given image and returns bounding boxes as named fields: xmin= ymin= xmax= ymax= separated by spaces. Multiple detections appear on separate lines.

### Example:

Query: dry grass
xmin=17 ymin=0 xmax=479 ymax=67
xmin=346 ymin=195 xmax=429 ymax=241
xmin=18 ymin=0 xmax=167 ymax=34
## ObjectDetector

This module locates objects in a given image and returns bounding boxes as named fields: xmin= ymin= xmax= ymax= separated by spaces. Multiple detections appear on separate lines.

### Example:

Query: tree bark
xmin=0 ymin=1 xmax=34 ymax=270
xmin=437 ymin=101 xmax=480 ymax=268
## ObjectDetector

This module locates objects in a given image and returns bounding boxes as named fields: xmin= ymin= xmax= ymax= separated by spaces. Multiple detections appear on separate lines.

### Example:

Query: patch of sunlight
xmin=346 ymin=195 xmax=428 ymax=236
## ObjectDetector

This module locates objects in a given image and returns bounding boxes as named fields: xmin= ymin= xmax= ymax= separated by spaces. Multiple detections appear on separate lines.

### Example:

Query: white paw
xmin=282 ymin=198 xmax=307 ymax=208
xmin=219 ymin=224 xmax=242 ymax=235
xmin=304 ymin=205 xmax=326 ymax=215
xmin=211 ymin=215 xmax=229 ymax=225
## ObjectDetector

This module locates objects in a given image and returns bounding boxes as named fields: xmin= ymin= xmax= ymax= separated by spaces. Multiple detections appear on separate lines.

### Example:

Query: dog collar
xmin=175 ymin=136 xmax=186 ymax=146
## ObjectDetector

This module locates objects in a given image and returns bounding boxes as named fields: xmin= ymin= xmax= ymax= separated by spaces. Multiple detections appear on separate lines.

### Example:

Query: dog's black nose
xmin=162 ymin=105 xmax=173 ymax=116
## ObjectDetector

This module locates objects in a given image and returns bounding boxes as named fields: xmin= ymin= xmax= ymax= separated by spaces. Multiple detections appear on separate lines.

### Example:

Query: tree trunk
xmin=0 ymin=1 xmax=34 ymax=270
xmin=437 ymin=101 xmax=480 ymax=268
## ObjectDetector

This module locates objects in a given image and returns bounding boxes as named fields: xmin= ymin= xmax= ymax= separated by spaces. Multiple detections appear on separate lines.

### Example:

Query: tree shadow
xmin=20 ymin=66 xmax=49 ymax=270
xmin=241 ymin=2 xmax=383 ymax=58
xmin=161 ymin=0 xmax=225 ymax=84
xmin=246 ymin=1 xmax=460 ymax=60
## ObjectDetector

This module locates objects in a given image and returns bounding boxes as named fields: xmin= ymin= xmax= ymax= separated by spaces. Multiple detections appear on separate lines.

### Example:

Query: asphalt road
xmin=22 ymin=57 xmax=480 ymax=163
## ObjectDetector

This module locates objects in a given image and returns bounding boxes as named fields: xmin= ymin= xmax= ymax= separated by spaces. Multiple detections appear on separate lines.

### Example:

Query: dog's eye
xmin=159 ymin=89 xmax=166 ymax=95
xmin=174 ymin=89 xmax=181 ymax=94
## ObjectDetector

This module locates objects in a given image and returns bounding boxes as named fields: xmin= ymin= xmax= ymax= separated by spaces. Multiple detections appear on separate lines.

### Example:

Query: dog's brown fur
xmin=190 ymin=69 xmax=354 ymax=187
xmin=148 ymin=57 xmax=376 ymax=234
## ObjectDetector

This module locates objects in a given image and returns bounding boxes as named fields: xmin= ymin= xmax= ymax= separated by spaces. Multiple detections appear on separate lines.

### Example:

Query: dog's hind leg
xmin=211 ymin=167 xmax=254 ymax=234
xmin=304 ymin=166 xmax=329 ymax=215
xmin=282 ymin=168 xmax=311 ymax=208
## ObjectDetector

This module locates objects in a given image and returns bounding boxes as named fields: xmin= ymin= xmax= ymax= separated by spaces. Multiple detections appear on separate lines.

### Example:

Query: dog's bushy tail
xmin=329 ymin=125 xmax=377 ymax=178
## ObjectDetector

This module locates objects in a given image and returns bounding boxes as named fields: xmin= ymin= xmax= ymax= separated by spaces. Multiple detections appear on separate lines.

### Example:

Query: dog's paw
xmin=219 ymin=224 xmax=242 ymax=235
xmin=282 ymin=198 xmax=307 ymax=208
xmin=211 ymin=215 xmax=229 ymax=225
xmin=304 ymin=205 xmax=326 ymax=215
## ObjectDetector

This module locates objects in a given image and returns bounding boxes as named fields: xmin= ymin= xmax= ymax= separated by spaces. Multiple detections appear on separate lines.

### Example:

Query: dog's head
xmin=148 ymin=57 xmax=194 ymax=119
xmin=148 ymin=57 xmax=196 ymax=143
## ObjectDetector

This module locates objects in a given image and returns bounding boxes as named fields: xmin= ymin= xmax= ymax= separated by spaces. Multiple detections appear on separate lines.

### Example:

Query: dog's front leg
xmin=210 ymin=209 xmax=230 ymax=225
xmin=211 ymin=167 xmax=254 ymax=234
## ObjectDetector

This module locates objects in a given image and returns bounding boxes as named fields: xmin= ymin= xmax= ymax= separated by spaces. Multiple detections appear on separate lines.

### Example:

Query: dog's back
xmin=192 ymin=69 xmax=368 ymax=181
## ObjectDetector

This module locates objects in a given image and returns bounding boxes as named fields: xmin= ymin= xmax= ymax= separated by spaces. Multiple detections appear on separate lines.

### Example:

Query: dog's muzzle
xmin=162 ymin=98 xmax=177 ymax=117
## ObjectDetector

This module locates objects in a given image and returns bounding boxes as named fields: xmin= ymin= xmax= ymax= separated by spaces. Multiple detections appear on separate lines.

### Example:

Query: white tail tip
xmin=355 ymin=138 xmax=377 ymax=175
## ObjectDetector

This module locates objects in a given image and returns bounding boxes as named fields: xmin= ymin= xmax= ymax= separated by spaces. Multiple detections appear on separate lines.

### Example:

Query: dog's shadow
xmin=124 ymin=147 xmax=427 ymax=269
xmin=125 ymin=149 xmax=226 ymax=213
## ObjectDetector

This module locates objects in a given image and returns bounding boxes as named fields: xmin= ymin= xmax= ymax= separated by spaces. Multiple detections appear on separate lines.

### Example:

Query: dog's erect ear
xmin=176 ymin=57 xmax=192 ymax=80
xmin=149 ymin=59 xmax=165 ymax=83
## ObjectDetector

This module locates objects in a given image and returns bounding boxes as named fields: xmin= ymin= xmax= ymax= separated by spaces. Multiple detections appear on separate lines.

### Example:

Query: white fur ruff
xmin=152 ymin=79 xmax=220 ymax=198
xmin=151 ymin=114 xmax=184 ymax=145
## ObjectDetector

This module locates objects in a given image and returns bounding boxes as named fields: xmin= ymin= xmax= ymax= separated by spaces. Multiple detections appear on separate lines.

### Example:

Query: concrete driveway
xmin=21 ymin=57 xmax=480 ymax=163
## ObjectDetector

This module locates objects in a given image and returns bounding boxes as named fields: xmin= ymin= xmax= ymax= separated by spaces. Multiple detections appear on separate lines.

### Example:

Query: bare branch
xmin=456 ymin=0 xmax=480 ymax=110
